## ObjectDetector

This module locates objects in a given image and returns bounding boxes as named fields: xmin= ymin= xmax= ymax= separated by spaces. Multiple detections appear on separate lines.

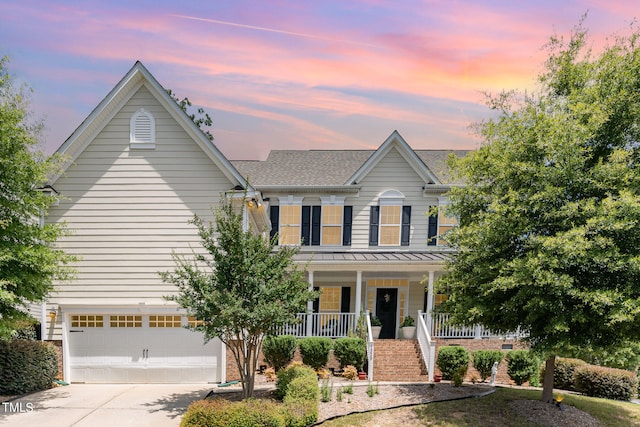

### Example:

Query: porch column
xmin=426 ymin=271 xmax=435 ymax=334
xmin=307 ymin=270 xmax=314 ymax=337
xmin=355 ymin=271 xmax=362 ymax=315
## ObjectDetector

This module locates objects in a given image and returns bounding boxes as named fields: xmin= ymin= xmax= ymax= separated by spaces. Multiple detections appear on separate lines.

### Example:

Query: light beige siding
xmin=47 ymin=86 xmax=236 ymax=339
xmin=350 ymin=146 xmax=430 ymax=249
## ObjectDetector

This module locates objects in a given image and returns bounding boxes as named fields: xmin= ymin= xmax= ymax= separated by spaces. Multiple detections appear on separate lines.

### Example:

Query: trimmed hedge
xmin=298 ymin=337 xmax=332 ymax=370
xmin=0 ymin=339 xmax=58 ymax=394
xmin=182 ymin=363 xmax=319 ymax=427
xmin=333 ymin=338 xmax=366 ymax=370
xmin=180 ymin=399 xmax=286 ymax=427
xmin=544 ymin=357 xmax=587 ymax=391
xmin=436 ymin=346 xmax=469 ymax=380
xmin=506 ymin=350 xmax=540 ymax=386
xmin=263 ymin=335 xmax=297 ymax=371
xmin=574 ymin=365 xmax=638 ymax=401
xmin=472 ymin=350 xmax=504 ymax=381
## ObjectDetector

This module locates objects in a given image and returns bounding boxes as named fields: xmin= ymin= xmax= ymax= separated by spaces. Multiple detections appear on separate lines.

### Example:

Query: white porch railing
xmin=417 ymin=310 xmax=436 ymax=381
xmin=365 ymin=310 xmax=374 ymax=381
xmin=273 ymin=312 xmax=358 ymax=338
xmin=427 ymin=312 xmax=522 ymax=339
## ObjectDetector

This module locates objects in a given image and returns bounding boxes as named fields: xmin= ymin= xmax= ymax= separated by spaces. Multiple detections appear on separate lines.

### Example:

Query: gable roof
xmin=345 ymin=130 xmax=439 ymax=185
xmin=231 ymin=131 xmax=468 ymax=188
xmin=51 ymin=61 xmax=250 ymax=189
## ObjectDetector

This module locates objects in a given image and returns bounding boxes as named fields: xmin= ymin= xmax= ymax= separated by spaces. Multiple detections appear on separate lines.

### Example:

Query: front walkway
xmin=0 ymin=384 xmax=210 ymax=427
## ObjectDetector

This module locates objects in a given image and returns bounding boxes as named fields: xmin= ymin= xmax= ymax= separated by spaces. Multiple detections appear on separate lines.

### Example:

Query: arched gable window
xmin=130 ymin=108 xmax=156 ymax=149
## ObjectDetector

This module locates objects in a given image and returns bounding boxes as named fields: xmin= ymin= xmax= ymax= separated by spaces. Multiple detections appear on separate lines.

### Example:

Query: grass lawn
xmin=320 ymin=387 xmax=640 ymax=426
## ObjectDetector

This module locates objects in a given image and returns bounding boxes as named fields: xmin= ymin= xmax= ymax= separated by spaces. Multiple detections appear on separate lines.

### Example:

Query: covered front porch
xmin=274 ymin=251 xmax=518 ymax=381
xmin=292 ymin=251 xmax=449 ymax=341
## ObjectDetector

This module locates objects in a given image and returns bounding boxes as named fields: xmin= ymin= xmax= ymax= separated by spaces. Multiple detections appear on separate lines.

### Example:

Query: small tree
xmin=162 ymin=196 xmax=315 ymax=399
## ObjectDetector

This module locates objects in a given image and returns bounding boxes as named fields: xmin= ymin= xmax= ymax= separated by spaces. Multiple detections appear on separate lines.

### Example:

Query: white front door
xmin=68 ymin=314 xmax=221 ymax=383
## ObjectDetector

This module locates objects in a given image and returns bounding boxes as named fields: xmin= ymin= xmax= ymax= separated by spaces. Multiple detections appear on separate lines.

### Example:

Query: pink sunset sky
xmin=0 ymin=1 xmax=636 ymax=160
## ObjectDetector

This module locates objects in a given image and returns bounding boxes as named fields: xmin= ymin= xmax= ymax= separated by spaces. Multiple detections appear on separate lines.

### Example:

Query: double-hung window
xmin=279 ymin=206 xmax=302 ymax=245
xmin=369 ymin=190 xmax=411 ymax=247
xmin=379 ymin=205 xmax=401 ymax=246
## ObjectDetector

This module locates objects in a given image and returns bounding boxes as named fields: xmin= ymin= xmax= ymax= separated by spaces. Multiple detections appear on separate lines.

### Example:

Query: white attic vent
xmin=130 ymin=108 xmax=156 ymax=149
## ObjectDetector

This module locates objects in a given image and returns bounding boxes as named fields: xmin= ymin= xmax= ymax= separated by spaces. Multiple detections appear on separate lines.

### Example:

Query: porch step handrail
xmin=417 ymin=310 xmax=436 ymax=382
xmin=366 ymin=310 xmax=374 ymax=381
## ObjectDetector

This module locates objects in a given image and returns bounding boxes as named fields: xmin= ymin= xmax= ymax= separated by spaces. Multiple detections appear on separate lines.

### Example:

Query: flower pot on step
xmin=400 ymin=326 xmax=416 ymax=339
xmin=358 ymin=372 xmax=367 ymax=380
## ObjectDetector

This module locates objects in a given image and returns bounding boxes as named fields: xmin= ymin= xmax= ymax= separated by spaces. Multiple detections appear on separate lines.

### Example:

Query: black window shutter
xmin=342 ymin=206 xmax=352 ymax=246
xmin=301 ymin=206 xmax=311 ymax=246
xmin=311 ymin=206 xmax=321 ymax=246
xmin=269 ymin=205 xmax=279 ymax=241
xmin=313 ymin=287 xmax=320 ymax=313
xmin=369 ymin=206 xmax=379 ymax=246
xmin=427 ymin=206 xmax=438 ymax=246
xmin=401 ymin=205 xmax=411 ymax=246
xmin=341 ymin=287 xmax=351 ymax=313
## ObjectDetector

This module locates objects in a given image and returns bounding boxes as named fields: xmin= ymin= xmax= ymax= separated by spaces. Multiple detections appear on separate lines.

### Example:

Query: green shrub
xmin=180 ymin=399 xmax=286 ymax=427
xmin=263 ymin=335 xmax=297 ymax=371
xmin=281 ymin=365 xmax=319 ymax=427
xmin=298 ymin=337 xmax=332 ymax=370
xmin=506 ymin=350 xmax=540 ymax=386
xmin=286 ymin=374 xmax=320 ymax=402
xmin=283 ymin=397 xmax=318 ymax=427
xmin=0 ymin=339 xmax=58 ymax=394
xmin=275 ymin=363 xmax=317 ymax=399
xmin=436 ymin=346 xmax=469 ymax=380
xmin=472 ymin=350 xmax=503 ymax=381
xmin=574 ymin=365 xmax=639 ymax=401
xmin=452 ymin=365 xmax=467 ymax=387
xmin=543 ymin=357 xmax=587 ymax=391
xmin=333 ymin=338 xmax=366 ymax=370
xmin=182 ymin=362 xmax=319 ymax=427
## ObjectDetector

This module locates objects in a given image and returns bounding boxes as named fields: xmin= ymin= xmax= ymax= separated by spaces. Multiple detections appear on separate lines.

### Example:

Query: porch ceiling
xmin=294 ymin=251 xmax=450 ymax=272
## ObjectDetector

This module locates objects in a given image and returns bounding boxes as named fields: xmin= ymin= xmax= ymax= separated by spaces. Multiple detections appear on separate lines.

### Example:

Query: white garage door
xmin=68 ymin=314 xmax=221 ymax=383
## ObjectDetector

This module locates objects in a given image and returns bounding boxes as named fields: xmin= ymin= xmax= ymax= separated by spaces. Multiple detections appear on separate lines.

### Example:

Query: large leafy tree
xmin=165 ymin=89 xmax=213 ymax=141
xmin=162 ymin=196 xmax=315 ymax=399
xmin=439 ymin=22 xmax=640 ymax=402
xmin=0 ymin=57 xmax=76 ymax=338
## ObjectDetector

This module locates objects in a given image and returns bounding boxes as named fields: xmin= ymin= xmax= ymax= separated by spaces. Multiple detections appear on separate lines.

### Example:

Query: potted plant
xmin=370 ymin=316 xmax=382 ymax=339
xmin=400 ymin=315 xmax=416 ymax=339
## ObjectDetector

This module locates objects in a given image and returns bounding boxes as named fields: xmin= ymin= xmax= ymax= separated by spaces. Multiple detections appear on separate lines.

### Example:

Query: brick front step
xmin=372 ymin=339 xmax=428 ymax=382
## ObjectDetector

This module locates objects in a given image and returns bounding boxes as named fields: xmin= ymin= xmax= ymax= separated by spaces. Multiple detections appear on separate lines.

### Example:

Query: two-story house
xmin=41 ymin=62 xmax=465 ymax=384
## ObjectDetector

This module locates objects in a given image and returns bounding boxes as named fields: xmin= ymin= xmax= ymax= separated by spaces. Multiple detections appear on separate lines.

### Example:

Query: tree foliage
xmin=0 ymin=56 xmax=76 ymax=338
xmin=161 ymin=196 xmax=314 ymax=399
xmin=438 ymin=21 xmax=640 ymax=401
xmin=165 ymin=89 xmax=213 ymax=141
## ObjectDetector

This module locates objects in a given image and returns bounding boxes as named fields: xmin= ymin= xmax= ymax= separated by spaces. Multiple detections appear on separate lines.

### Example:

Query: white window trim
xmin=320 ymin=196 xmax=345 ymax=246
xmin=377 ymin=190 xmax=404 ymax=247
xmin=277 ymin=196 xmax=303 ymax=245
xmin=130 ymin=108 xmax=156 ymax=149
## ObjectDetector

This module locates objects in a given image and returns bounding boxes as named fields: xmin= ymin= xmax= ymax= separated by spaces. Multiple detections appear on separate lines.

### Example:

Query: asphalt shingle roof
xmin=231 ymin=149 xmax=470 ymax=187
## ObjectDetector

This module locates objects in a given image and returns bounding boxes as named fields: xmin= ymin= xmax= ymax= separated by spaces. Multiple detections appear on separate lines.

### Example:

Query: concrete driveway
xmin=0 ymin=384 xmax=213 ymax=427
